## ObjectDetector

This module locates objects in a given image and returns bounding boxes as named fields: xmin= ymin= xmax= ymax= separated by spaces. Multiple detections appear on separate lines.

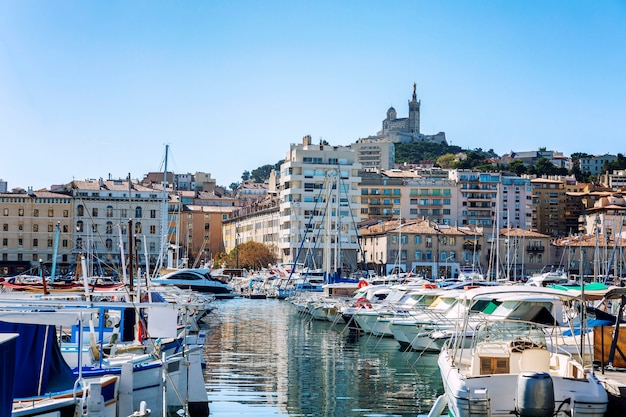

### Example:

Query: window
xmin=149 ymin=242 xmax=156 ymax=252
xmin=415 ymin=250 xmax=422 ymax=261
xmin=48 ymin=209 xmax=54 ymax=217
xmin=18 ymin=208 xmax=24 ymax=216
xmin=414 ymin=236 xmax=422 ymax=244
xmin=3 ymin=208 xmax=8 ymax=216
xmin=135 ymin=207 xmax=142 ymax=218
xmin=18 ymin=223 xmax=23 ymax=231
xmin=135 ymin=222 xmax=142 ymax=234
xmin=77 ymin=205 xmax=84 ymax=216
xmin=150 ymin=210 xmax=156 ymax=219
xmin=105 ymin=239 xmax=113 ymax=250
xmin=63 ymin=210 xmax=69 ymax=218
xmin=106 ymin=206 xmax=113 ymax=217
xmin=135 ymin=238 xmax=142 ymax=251
xmin=76 ymin=238 xmax=82 ymax=250
xmin=34 ymin=209 xmax=39 ymax=217
xmin=2 ymin=224 xmax=7 ymax=231
xmin=2 ymin=238 xmax=6 ymax=246
xmin=150 ymin=225 xmax=156 ymax=234
xmin=18 ymin=238 xmax=23 ymax=246
xmin=33 ymin=239 xmax=38 ymax=247
xmin=92 ymin=208 xmax=98 ymax=217
xmin=76 ymin=221 xmax=83 ymax=232
xmin=121 ymin=209 xmax=127 ymax=218
xmin=62 ymin=239 xmax=68 ymax=248
xmin=63 ymin=225 xmax=68 ymax=233
xmin=47 ymin=239 xmax=53 ymax=248
xmin=106 ymin=222 xmax=113 ymax=234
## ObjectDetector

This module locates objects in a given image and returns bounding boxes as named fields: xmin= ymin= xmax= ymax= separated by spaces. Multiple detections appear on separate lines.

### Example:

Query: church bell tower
xmin=408 ymin=83 xmax=421 ymax=134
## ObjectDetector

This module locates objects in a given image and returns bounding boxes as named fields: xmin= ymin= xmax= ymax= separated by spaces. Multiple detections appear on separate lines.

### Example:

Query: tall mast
xmin=334 ymin=169 xmax=340 ymax=277
xmin=158 ymin=145 xmax=169 ymax=273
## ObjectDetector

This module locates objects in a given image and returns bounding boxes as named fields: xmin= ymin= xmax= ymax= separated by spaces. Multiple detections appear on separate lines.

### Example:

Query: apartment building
xmin=359 ymin=219 xmax=480 ymax=279
xmin=60 ymin=178 xmax=167 ymax=275
xmin=278 ymin=135 xmax=362 ymax=274
xmin=530 ymin=177 xmax=568 ymax=237
xmin=580 ymin=154 xmax=617 ymax=177
xmin=0 ymin=189 xmax=73 ymax=276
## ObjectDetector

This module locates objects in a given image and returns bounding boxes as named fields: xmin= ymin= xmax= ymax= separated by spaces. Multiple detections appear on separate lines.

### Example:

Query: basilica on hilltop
xmin=361 ymin=83 xmax=447 ymax=145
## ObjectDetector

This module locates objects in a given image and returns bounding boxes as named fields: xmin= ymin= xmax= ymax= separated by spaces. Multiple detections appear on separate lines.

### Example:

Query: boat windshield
xmin=474 ymin=320 xmax=547 ymax=348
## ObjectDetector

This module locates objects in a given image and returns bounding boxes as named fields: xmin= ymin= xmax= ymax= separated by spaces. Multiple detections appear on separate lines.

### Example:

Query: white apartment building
xmin=447 ymin=170 xmax=533 ymax=230
xmin=278 ymin=135 xmax=362 ymax=277
xmin=350 ymin=139 xmax=395 ymax=172
xmin=603 ymin=169 xmax=626 ymax=190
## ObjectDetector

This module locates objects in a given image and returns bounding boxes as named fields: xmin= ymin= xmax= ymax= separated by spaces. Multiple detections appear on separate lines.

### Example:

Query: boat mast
xmin=157 ymin=145 xmax=169 ymax=274
xmin=334 ymin=169 xmax=340 ymax=278
xmin=50 ymin=222 xmax=61 ymax=283
xmin=323 ymin=172 xmax=333 ymax=283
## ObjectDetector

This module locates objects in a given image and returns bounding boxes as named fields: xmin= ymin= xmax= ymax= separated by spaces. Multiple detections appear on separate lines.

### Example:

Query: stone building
xmin=359 ymin=219 xmax=482 ymax=279
xmin=0 ymin=189 xmax=73 ymax=276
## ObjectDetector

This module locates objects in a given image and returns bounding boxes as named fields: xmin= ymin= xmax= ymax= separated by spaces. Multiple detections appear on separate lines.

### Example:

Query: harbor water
xmin=202 ymin=297 xmax=444 ymax=416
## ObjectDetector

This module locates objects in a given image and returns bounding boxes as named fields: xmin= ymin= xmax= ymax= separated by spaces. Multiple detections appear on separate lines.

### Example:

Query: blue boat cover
xmin=0 ymin=321 xmax=76 ymax=398
xmin=0 ymin=335 xmax=17 ymax=417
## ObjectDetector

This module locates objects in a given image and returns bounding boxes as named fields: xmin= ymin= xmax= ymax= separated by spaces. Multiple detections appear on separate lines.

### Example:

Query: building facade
xmin=278 ymin=135 xmax=362 ymax=275
xmin=530 ymin=177 xmax=568 ymax=237
xmin=0 ymin=190 xmax=73 ymax=276
xmin=359 ymin=219 xmax=482 ymax=279
xmin=580 ymin=154 xmax=617 ymax=177
xmin=61 ymin=179 xmax=167 ymax=275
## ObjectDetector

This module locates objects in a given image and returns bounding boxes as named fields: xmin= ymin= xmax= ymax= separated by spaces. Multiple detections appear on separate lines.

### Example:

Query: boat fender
xmin=356 ymin=297 xmax=372 ymax=309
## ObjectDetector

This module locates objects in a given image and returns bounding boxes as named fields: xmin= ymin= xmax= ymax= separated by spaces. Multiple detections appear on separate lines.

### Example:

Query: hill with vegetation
xmin=228 ymin=143 xmax=626 ymax=189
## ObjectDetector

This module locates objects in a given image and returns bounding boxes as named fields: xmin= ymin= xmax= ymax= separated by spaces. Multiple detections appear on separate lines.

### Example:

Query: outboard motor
xmin=515 ymin=371 xmax=555 ymax=417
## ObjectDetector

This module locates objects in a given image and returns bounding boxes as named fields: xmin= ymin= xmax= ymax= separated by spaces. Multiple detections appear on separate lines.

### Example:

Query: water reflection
xmin=203 ymin=298 xmax=443 ymax=416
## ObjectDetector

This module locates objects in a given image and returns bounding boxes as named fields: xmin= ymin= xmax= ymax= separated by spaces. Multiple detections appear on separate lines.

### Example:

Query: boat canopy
xmin=0 ymin=321 xmax=76 ymax=398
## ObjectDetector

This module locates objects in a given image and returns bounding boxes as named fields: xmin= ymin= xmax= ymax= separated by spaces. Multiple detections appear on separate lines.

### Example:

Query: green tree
xmin=508 ymin=160 xmax=527 ymax=176
xmin=395 ymin=142 xmax=464 ymax=164
xmin=604 ymin=153 xmax=626 ymax=174
xmin=241 ymin=171 xmax=251 ymax=181
xmin=225 ymin=241 xmax=276 ymax=270
xmin=533 ymin=157 xmax=560 ymax=176
xmin=250 ymin=160 xmax=284 ymax=182
xmin=436 ymin=153 xmax=457 ymax=168
xmin=453 ymin=150 xmax=489 ymax=169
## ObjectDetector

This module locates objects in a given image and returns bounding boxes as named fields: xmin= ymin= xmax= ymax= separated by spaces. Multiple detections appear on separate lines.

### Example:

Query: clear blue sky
xmin=1 ymin=1 xmax=625 ymax=190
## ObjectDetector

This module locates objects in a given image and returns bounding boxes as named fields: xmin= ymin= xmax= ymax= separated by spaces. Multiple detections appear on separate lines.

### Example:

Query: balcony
xmin=526 ymin=245 xmax=545 ymax=253
xmin=463 ymin=242 xmax=481 ymax=251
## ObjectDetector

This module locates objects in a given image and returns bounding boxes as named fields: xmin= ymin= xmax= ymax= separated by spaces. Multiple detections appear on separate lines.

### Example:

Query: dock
xmin=597 ymin=368 xmax=626 ymax=416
